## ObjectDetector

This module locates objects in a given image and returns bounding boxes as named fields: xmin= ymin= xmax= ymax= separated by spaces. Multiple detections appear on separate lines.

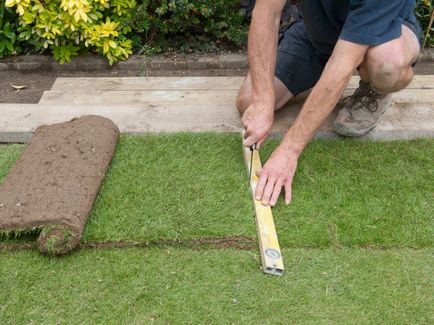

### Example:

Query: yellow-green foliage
xmin=5 ymin=0 xmax=136 ymax=64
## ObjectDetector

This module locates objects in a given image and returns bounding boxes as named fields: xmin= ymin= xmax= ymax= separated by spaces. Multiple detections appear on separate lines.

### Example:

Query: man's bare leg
xmin=360 ymin=24 xmax=420 ymax=93
xmin=333 ymin=24 xmax=420 ymax=137
xmin=236 ymin=72 xmax=294 ymax=114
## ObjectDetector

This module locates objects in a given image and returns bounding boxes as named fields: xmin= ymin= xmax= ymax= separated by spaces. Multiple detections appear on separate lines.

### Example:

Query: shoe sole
xmin=332 ymin=100 xmax=391 ymax=137
xmin=332 ymin=122 xmax=378 ymax=137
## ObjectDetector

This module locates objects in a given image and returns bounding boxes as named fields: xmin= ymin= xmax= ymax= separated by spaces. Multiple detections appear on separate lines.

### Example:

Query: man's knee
xmin=365 ymin=46 xmax=411 ymax=93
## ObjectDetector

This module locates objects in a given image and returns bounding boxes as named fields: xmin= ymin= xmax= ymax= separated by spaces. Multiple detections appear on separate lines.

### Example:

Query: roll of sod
xmin=0 ymin=115 xmax=119 ymax=255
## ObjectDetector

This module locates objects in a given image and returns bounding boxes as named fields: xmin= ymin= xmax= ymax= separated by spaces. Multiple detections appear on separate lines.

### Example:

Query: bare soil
xmin=0 ymin=115 xmax=119 ymax=255
xmin=0 ymin=236 xmax=256 ymax=252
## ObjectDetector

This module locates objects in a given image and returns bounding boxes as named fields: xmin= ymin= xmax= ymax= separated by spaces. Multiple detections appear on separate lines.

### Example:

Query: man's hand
xmin=255 ymin=145 xmax=299 ymax=207
xmin=242 ymin=103 xmax=274 ymax=148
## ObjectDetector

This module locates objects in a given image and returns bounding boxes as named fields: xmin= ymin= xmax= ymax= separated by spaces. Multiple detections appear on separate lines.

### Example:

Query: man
xmin=237 ymin=0 xmax=422 ymax=207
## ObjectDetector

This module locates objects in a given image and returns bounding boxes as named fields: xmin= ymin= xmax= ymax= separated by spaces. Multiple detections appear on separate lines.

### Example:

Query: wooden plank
xmin=346 ymin=75 xmax=434 ymax=89
xmin=0 ymin=101 xmax=433 ymax=143
xmin=0 ymin=104 xmax=242 ymax=143
xmin=39 ymin=89 xmax=238 ymax=105
xmin=40 ymin=87 xmax=432 ymax=106
xmin=51 ymin=77 xmax=245 ymax=91
xmin=50 ymin=76 xmax=434 ymax=92
xmin=242 ymin=141 xmax=284 ymax=276
xmin=285 ymin=88 xmax=434 ymax=106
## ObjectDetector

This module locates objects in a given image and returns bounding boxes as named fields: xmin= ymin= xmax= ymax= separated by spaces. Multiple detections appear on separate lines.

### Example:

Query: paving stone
xmin=149 ymin=58 xmax=188 ymax=70
xmin=219 ymin=54 xmax=248 ymax=69
xmin=187 ymin=57 xmax=220 ymax=70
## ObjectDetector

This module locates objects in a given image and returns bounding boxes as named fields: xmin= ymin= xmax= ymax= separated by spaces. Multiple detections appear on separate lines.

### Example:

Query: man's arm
xmin=242 ymin=0 xmax=286 ymax=148
xmin=256 ymin=39 xmax=369 ymax=206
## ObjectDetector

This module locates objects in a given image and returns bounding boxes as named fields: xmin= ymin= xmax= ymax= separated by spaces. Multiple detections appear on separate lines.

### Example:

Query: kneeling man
xmin=237 ymin=0 xmax=422 ymax=207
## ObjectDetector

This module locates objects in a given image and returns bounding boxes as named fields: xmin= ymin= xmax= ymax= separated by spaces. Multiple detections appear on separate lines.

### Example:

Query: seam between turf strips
xmin=0 ymin=237 xmax=430 ymax=252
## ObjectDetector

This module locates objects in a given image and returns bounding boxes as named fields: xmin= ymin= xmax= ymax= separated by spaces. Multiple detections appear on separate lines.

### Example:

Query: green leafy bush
xmin=6 ymin=0 xmax=136 ymax=64
xmin=131 ymin=0 xmax=247 ymax=53
xmin=0 ymin=0 xmax=21 ymax=58
xmin=415 ymin=0 xmax=434 ymax=48
xmin=4 ymin=0 xmax=247 ymax=62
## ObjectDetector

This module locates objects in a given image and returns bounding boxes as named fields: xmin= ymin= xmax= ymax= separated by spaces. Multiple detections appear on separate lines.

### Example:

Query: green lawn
xmin=0 ymin=134 xmax=433 ymax=324
xmin=1 ymin=248 xmax=433 ymax=324
xmin=2 ymin=134 xmax=432 ymax=247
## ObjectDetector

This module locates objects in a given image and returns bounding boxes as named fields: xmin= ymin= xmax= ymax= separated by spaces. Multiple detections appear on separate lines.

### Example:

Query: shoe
xmin=333 ymin=80 xmax=392 ymax=137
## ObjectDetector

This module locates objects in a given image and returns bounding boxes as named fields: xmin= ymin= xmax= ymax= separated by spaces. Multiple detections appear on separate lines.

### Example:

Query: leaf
xmin=5 ymin=40 xmax=13 ymax=52
xmin=17 ymin=4 xmax=24 ymax=16
xmin=103 ymin=41 xmax=109 ymax=54
xmin=5 ymin=0 xmax=15 ymax=8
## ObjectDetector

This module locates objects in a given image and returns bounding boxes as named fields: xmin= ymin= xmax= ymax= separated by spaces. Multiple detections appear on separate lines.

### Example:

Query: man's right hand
xmin=242 ymin=102 xmax=274 ymax=148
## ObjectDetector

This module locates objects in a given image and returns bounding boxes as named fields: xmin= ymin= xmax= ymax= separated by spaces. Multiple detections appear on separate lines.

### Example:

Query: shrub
xmin=4 ymin=0 xmax=247 ymax=62
xmin=0 ymin=0 xmax=21 ymax=58
xmin=5 ymin=0 xmax=136 ymax=64
xmin=131 ymin=0 xmax=247 ymax=53
xmin=3 ymin=0 xmax=430 ymax=64
xmin=416 ymin=0 xmax=433 ymax=48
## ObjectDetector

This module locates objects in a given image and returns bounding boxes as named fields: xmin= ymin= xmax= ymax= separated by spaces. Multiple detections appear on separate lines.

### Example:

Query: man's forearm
xmin=281 ymin=40 xmax=369 ymax=154
xmin=248 ymin=0 xmax=285 ymax=107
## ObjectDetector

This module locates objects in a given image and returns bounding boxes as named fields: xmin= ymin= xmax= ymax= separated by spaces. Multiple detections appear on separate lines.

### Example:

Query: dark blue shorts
xmin=275 ymin=20 xmax=328 ymax=96
xmin=275 ymin=19 xmax=422 ymax=96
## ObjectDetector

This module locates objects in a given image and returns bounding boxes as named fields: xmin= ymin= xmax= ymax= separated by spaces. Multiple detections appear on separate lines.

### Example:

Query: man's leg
xmin=333 ymin=24 xmax=421 ymax=137
xmin=236 ymin=72 xmax=293 ymax=114
xmin=360 ymin=24 xmax=420 ymax=93
xmin=236 ymin=20 xmax=326 ymax=116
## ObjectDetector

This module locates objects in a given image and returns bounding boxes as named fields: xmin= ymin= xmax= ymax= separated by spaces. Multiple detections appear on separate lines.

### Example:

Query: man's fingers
xmin=269 ymin=180 xmax=283 ymax=207
xmin=284 ymin=181 xmax=292 ymax=205
xmin=261 ymin=177 xmax=276 ymax=206
xmin=243 ymin=132 xmax=268 ymax=148
xmin=255 ymin=171 xmax=268 ymax=201
xmin=243 ymin=135 xmax=256 ymax=148
xmin=257 ymin=136 xmax=267 ymax=149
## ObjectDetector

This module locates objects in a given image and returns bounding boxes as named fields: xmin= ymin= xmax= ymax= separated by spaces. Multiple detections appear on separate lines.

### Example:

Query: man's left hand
xmin=255 ymin=145 xmax=299 ymax=207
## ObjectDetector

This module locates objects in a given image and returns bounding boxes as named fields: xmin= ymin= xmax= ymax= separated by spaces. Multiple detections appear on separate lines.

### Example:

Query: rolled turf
xmin=0 ymin=116 xmax=119 ymax=255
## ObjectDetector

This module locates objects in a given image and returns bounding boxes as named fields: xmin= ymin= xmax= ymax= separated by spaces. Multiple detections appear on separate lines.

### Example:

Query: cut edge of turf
xmin=1 ymin=236 xmax=431 ymax=254
xmin=0 ymin=225 xmax=79 ymax=255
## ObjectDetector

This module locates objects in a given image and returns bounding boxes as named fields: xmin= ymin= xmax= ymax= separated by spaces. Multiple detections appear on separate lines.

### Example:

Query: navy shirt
xmin=298 ymin=0 xmax=419 ymax=58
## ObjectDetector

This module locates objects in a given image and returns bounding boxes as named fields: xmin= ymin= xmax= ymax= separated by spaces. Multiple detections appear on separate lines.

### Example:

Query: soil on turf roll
xmin=0 ymin=115 xmax=119 ymax=255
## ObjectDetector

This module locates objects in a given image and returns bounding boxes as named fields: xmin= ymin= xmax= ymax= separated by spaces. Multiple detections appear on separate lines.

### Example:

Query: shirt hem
xmin=339 ymin=29 xmax=402 ymax=46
